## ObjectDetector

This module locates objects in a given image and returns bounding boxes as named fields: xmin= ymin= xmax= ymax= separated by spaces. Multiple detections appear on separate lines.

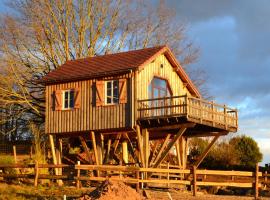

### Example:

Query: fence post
xmin=119 ymin=160 xmax=123 ymax=179
xmin=224 ymin=105 xmax=227 ymax=129
xmin=136 ymin=171 xmax=140 ymax=192
xmin=167 ymin=162 xmax=170 ymax=188
xmin=76 ymin=161 xmax=81 ymax=188
xmin=192 ymin=166 xmax=197 ymax=197
xmin=204 ymin=169 xmax=207 ymax=180
xmin=254 ymin=163 xmax=259 ymax=199
xmin=13 ymin=145 xmax=17 ymax=164
xmin=34 ymin=161 xmax=39 ymax=187
xmin=264 ymin=171 xmax=268 ymax=184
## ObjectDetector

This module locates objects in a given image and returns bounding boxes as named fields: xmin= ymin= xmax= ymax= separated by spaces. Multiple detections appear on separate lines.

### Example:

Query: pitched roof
xmin=42 ymin=46 xmax=201 ymax=97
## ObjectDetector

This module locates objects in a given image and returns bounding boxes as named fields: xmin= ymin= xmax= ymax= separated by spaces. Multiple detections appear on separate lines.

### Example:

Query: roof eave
xmin=40 ymin=68 xmax=135 ymax=85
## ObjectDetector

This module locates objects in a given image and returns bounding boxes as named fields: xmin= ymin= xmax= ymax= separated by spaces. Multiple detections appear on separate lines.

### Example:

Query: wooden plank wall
xmin=45 ymin=73 xmax=133 ymax=134
xmin=135 ymin=54 xmax=192 ymax=121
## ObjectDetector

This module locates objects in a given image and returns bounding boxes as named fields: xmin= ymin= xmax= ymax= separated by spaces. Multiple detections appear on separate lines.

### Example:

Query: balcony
xmin=137 ymin=95 xmax=238 ymax=132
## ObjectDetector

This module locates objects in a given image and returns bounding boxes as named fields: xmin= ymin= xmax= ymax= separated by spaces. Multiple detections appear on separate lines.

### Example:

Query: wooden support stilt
xmin=96 ymin=133 xmax=103 ymax=165
xmin=142 ymin=129 xmax=149 ymax=168
xmin=152 ymin=134 xmax=171 ymax=167
xmin=79 ymin=136 xmax=93 ymax=164
xmin=148 ymin=141 xmax=159 ymax=166
xmin=109 ymin=134 xmax=121 ymax=164
xmin=124 ymin=133 xmax=139 ymax=164
xmin=56 ymin=138 xmax=62 ymax=173
xmin=179 ymin=136 xmax=188 ymax=169
xmin=90 ymin=131 xmax=99 ymax=165
xmin=136 ymin=125 xmax=145 ymax=167
xmin=101 ymin=134 xmax=104 ymax=158
xmin=194 ymin=135 xmax=220 ymax=168
xmin=104 ymin=139 xmax=111 ymax=164
xmin=91 ymin=131 xmax=100 ymax=176
xmin=175 ymin=139 xmax=182 ymax=168
xmin=153 ymin=128 xmax=187 ymax=168
xmin=122 ymin=140 xmax=128 ymax=164
xmin=49 ymin=135 xmax=63 ymax=186
xmin=56 ymin=137 xmax=63 ymax=186
xmin=49 ymin=135 xmax=58 ymax=174
xmin=113 ymin=134 xmax=121 ymax=154
xmin=142 ymin=128 xmax=149 ymax=182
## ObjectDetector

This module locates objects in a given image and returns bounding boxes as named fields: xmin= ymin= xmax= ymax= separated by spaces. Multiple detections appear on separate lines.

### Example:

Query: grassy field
xmin=0 ymin=182 xmax=93 ymax=200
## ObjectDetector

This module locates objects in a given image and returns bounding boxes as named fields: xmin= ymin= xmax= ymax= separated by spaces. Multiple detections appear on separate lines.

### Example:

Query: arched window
xmin=148 ymin=77 xmax=172 ymax=99
xmin=148 ymin=77 xmax=172 ymax=116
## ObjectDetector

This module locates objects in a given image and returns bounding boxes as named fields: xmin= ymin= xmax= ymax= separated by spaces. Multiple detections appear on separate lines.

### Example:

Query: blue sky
xmin=168 ymin=0 xmax=270 ymax=164
xmin=0 ymin=0 xmax=269 ymax=164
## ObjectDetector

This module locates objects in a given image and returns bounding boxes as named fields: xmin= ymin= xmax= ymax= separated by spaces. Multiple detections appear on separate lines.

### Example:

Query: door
xmin=148 ymin=77 xmax=172 ymax=116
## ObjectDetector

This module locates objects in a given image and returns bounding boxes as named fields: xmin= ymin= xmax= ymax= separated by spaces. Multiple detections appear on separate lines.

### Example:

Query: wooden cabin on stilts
xmin=41 ymin=45 xmax=238 ymax=186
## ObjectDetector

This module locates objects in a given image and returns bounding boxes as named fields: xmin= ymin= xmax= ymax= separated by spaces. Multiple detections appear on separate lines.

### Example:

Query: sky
xmin=167 ymin=0 xmax=270 ymax=164
xmin=0 ymin=0 xmax=269 ymax=164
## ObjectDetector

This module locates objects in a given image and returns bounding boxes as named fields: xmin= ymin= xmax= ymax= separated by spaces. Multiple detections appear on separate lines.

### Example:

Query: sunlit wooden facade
xmin=43 ymin=46 xmax=238 ymax=171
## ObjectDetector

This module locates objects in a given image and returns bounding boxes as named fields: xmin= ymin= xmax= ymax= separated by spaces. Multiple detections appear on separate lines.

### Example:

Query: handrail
xmin=188 ymin=96 xmax=237 ymax=112
xmin=138 ymin=95 xmax=187 ymax=102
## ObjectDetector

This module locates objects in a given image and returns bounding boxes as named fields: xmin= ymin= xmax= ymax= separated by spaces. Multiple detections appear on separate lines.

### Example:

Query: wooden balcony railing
xmin=137 ymin=95 xmax=238 ymax=131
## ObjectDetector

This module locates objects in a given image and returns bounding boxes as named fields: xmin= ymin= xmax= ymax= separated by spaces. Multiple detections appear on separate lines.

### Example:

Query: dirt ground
xmin=147 ymin=190 xmax=268 ymax=200
xmin=0 ymin=181 xmax=269 ymax=200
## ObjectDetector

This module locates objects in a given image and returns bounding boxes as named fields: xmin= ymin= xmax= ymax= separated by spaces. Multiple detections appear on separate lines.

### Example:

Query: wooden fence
xmin=0 ymin=163 xmax=269 ymax=199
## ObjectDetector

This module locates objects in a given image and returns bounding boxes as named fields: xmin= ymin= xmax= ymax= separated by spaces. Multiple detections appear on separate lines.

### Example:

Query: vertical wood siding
xmin=136 ymin=54 xmax=191 ymax=99
xmin=45 ymin=74 xmax=132 ymax=134
xmin=45 ymin=54 xmax=193 ymax=134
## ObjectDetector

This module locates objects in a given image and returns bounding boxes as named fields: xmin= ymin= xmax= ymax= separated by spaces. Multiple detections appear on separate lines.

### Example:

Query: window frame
xmin=105 ymin=80 xmax=119 ymax=105
xmin=62 ymin=89 xmax=75 ymax=110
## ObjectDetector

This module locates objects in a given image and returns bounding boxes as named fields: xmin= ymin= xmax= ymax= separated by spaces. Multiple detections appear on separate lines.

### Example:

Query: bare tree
xmin=0 ymin=0 xmax=201 ymax=137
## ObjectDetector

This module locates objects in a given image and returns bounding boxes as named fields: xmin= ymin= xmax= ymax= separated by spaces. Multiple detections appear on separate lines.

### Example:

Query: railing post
xmin=76 ymin=161 xmax=81 ymax=188
xmin=254 ymin=163 xmax=259 ymax=199
xmin=34 ymin=160 xmax=39 ymax=187
xmin=192 ymin=165 xmax=197 ymax=197
xmin=185 ymin=95 xmax=188 ymax=116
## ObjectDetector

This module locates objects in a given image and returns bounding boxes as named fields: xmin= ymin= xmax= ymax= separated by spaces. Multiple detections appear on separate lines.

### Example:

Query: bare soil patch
xmin=78 ymin=180 xmax=144 ymax=200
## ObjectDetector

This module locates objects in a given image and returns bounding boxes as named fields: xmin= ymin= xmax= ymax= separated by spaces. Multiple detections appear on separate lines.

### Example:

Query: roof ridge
xmin=66 ymin=45 xmax=167 ymax=63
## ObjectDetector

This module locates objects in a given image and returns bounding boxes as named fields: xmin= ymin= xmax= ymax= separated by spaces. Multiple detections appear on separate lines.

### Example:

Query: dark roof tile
xmin=42 ymin=46 xmax=165 ymax=83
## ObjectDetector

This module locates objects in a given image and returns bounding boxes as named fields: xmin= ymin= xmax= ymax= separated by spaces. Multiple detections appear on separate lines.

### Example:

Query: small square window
xmin=105 ymin=80 xmax=119 ymax=105
xmin=63 ymin=90 xmax=75 ymax=109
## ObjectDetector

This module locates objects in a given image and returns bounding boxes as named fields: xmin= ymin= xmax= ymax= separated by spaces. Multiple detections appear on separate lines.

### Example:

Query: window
xmin=105 ymin=80 xmax=119 ymax=104
xmin=63 ymin=90 xmax=75 ymax=109
xmin=148 ymin=77 xmax=172 ymax=99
